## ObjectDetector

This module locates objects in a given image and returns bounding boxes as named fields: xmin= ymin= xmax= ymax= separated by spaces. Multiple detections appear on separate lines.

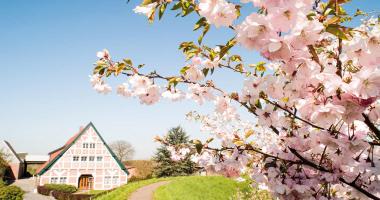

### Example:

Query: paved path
xmin=129 ymin=181 xmax=171 ymax=200
xmin=11 ymin=178 xmax=54 ymax=200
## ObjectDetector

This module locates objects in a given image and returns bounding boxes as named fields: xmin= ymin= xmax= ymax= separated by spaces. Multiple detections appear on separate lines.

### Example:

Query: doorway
xmin=78 ymin=174 xmax=93 ymax=190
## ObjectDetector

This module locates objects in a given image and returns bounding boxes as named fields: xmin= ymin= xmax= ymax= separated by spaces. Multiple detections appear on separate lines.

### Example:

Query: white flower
xmin=184 ymin=65 xmax=205 ymax=82
xmin=96 ymin=49 xmax=110 ymax=59
xmin=133 ymin=3 xmax=157 ymax=17
xmin=117 ymin=83 xmax=132 ymax=97
xmin=162 ymin=89 xmax=185 ymax=101
xmin=138 ymin=85 xmax=160 ymax=105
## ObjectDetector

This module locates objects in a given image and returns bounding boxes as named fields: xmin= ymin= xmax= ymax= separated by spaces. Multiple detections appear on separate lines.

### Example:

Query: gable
xmin=38 ymin=122 xmax=128 ymax=176
xmin=0 ymin=141 xmax=22 ymax=164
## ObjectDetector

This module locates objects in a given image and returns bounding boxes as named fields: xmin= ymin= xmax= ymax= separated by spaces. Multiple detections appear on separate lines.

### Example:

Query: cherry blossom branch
xmin=339 ymin=177 xmax=380 ymax=200
xmin=289 ymin=147 xmax=380 ymax=200
xmin=362 ymin=113 xmax=380 ymax=141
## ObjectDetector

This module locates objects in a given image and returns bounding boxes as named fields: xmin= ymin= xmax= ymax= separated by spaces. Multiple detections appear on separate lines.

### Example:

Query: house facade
xmin=0 ymin=140 xmax=24 ymax=180
xmin=37 ymin=123 xmax=128 ymax=190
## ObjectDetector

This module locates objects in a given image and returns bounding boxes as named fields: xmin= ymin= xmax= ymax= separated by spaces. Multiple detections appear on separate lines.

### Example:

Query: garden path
xmin=129 ymin=181 xmax=171 ymax=200
xmin=11 ymin=177 xmax=54 ymax=200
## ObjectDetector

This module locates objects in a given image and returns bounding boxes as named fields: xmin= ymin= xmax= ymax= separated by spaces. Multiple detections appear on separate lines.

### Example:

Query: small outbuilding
xmin=0 ymin=140 xmax=24 ymax=180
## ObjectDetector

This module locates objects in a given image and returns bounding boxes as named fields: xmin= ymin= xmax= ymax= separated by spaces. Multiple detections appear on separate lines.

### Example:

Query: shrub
xmin=37 ymin=185 xmax=52 ymax=196
xmin=124 ymin=160 xmax=156 ymax=181
xmin=0 ymin=180 xmax=5 ymax=188
xmin=51 ymin=190 xmax=71 ymax=200
xmin=0 ymin=185 xmax=24 ymax=200
xmin=44 ymin=184 xmax=77 ymax=193
xmin=70 ymin=194 xmax=93 ymax=200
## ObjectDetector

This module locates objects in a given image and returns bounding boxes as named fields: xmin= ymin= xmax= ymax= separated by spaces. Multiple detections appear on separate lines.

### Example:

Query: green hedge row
xmin=37 ymin=184 xmax=94 ymax=200
xmin=44 ymin=184 xmax=77 ymax=193
xmin=0 ymin=185 xmax=24 ymax=200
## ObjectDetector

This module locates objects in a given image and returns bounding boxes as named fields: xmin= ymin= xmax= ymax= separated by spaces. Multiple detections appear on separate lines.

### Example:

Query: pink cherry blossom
xmin=199 ymin=0 xmax=237 ymax=28
xmin=162 ymin=88 xmax=185 ymax=101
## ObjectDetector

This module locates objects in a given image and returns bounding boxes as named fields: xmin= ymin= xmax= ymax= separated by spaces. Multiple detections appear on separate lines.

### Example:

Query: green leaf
xmin=180 ymin=66 xmax=190 ymax=75
xmin=115 ymin=63 xmax=126 ymax=75
xmin=219 ymin=38 xmax=237 ymax=58
xmin=171 ymin=2 xmax=182 ymax=10
xmin=354 ymin=9 xmax=367 ymax=17
xmin=255 ymin=99 xmax=262 ymax=109
xmin=194 ymin=17 xmax=206 ymax=31
xmin=206 ymin=138 xmax=214 ymax=143
xmin=325 ymin=24 xmax=352 ymax=40
xmin=192 ymin=140 xmax=203 ymax=154
xmin=123 ymin=59 xmax=133 ymax=66
xmin=202 ymin=68 xmax=209 ymax=77
xmin=142 ymin=0 xmax=156 ymax=6
xmin=159 ymin=3 xmax=167 ymax=20
xmin=198 ymin=23 xmax=209 ymax=44
xmin=230 ymin=55 xmax=242 ymax=62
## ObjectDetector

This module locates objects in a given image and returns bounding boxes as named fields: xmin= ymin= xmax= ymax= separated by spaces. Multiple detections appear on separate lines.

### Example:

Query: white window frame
xmin=104 ymin=176 xmax=111 ymax=184
xmin=81 ymin=156 xmax=87 ymax=161
xmin=59 ymin=177 xmax=67 ymax=184
xmin=73 ymin=156 xmax=79 ymax=161
xmin=50 ymin=177 xmax=58 ymax=184
xmin=112 ymin=176 xmax=119 ymax=184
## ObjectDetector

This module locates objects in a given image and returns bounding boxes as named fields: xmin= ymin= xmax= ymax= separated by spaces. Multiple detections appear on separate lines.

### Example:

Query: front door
xmin=78 ymin=175 xmax=93 ymax=190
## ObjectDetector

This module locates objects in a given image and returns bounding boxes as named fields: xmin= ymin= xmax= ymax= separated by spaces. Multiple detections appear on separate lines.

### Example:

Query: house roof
xmin=1 ymin=140 xmax=22 ymax=163
xmin=37 ymin=122 xmax=129 ymax=176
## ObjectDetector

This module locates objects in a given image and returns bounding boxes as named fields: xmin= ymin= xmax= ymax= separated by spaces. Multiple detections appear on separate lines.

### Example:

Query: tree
xmin=153 ymin=126 xmax=196 ymax=177
xmin=89 ymin=0 xmax=380 ymax=199
xmin=109 ymin=140 xmax=135 ymax=162
xmin=0 ymin=149 xmax=9 ymax=181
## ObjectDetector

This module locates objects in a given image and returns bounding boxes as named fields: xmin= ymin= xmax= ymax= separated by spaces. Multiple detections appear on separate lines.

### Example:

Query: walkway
xmin=11 ymin=178 xmax=54 ymax=200
xmin=129 ymin=181 xmax=171 ymax=200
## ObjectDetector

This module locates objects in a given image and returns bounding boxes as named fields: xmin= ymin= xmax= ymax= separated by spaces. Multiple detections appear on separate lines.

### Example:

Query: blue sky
xmin=0 ymin=0 xmax=379 ymax=159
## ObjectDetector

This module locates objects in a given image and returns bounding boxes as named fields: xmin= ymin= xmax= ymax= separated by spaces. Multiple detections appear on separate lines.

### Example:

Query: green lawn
xmin=95 ymin=176 xmax=272 ymax=200
xmin=95 ymin=177 xmax=176 ymax=200
xmin=154 ymin=176 xmax=239 ymax=200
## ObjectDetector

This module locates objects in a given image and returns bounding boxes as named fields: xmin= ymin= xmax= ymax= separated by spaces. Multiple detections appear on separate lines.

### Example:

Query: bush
xmin=44 ymin=184 xmax=77 ymax=193
xmin=0 ymin=180 xmax=5 ymax=188
xmin=37 ymin=185 xmax=52 ymax=196
xmin=124 ymin=160 xmax=156 ymax=181
xmin=0 ymin=186 xmax=24 ymax=200
xmin=51 ymin=190 xmax=71 ymax=200
xmin=70 ymin=194 xmax=93 ymax=200
xmin=51 ymin=190 xmax=94 ymax=200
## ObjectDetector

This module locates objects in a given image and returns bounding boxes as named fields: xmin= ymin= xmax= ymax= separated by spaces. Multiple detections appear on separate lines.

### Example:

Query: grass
xmin=95 ymin=175 xmax=272 ymax=200
xmin=81 ymin=190 xmax=105 ymax=195
xmin=95 ymin=177 xmax=176 ymax=200
xmin=154 ymin=176 xmax=239 ymax=200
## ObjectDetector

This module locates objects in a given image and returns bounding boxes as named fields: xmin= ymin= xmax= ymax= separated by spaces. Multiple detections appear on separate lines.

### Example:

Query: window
xmin=112 ymin=176 xmax=119 ymax=184
xmin=81 ymin=156 xmax=87 ymax=161
xmin=90 ymin=143 xmax=95 ymax=148
xmin=73 ymin=156 xmax=79 ymax=161
xmin=89 ymin=156 xmax=95 ymax=161
xmin=83 ymin=143 xmax=89 ymax=148
xmin=50 ymin=177 xmax=58 ymax=184
xmin=59 ymin=177 xmax=67 ymax=184
xmin=97 ymin=156 xmax=103 ymax=162
xmin=104 ymin=176 xmax=111 ymax=184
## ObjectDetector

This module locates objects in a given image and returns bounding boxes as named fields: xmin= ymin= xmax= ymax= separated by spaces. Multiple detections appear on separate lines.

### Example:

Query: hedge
xmin=44 ymin=184 xmax=77 ymax=193
xmin=0 ymin=185 xmax=24 ymax=200
xmin=38 ymin=185 xmax=95 ymax=200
